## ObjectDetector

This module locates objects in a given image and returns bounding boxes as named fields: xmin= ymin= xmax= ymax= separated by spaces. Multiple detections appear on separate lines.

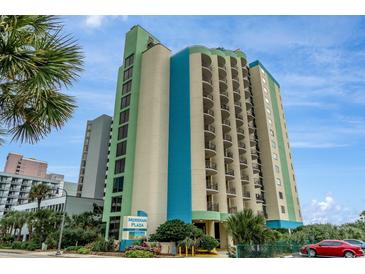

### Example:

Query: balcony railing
xmin=240 ymin=159 xmax=248 ymax=166
xmin=222 ymin=120 xmax=231 ymax=126
xmin=207 ymin=202 xmax=219 ymax=211
xmin=236 ymin=114 xmax=244 ymax=120
xmin=206 ymin=182 xmax=218 ymax=191
xmin=226 ymin=185 xmax=236 ymax=195
xmin=238 ymin=142 xmax=246 ymax=149
xmin=228 ymin=206 xmax=238 ymax=214
xmin=223 ymin=135 xmax=232 ymax=142
xmin=205 ymin=142 xmax=216 ymax=151
xmin=221 ymin=104 xmax=229 ymax=111
xmin=237 ymin=128 xmax=245 ymax=135
xmin=204 ymin=124 xmax=215 ymax=133
xmin=204 ymin=109 xmax=214 ymax=117
xmin=243 ymin=191 xmax=251 ymax=198
xmin=225 ymin=169 xmax=234 ymax=176
xmin=205 ymin=161 xmax=217 ymax=170
xmin=224 ymin=151 xmax=233 ymax=158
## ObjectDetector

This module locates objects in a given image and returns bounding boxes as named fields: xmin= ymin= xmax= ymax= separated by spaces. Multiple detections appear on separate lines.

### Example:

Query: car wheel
xmin=344 ymin=251 xmax=355 ymax=258
xmin=308 ymin=249 xmax=316 ymax=257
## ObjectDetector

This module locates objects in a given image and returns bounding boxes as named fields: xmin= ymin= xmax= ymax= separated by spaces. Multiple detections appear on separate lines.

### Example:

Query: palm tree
xmin=225 ymin=209 xmax=276 ymax=245
xmin=13 ymin=211 xmax=27 ymax=240
xmin=25 ymin=211 xmax=36 ymax=240
xmin=28 ymin=184 xmax=52 ymax=209
xmin=0 ymin=15 xmax=83 ymax=144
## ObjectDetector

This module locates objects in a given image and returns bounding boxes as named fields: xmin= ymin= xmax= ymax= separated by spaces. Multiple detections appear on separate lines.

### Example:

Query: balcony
xmin=207 ymin=202 xmax=219 ymax=212
xmin=236 ymin=114 xmax=244 ymax=126
xmin=231 ymin=65 xmax=239 ymax=77
xmin=242 ymin=66 xmax=248 ymax=78
xmin=254 ymin=178 xmax=263 ymax=188
xmin=219 ymin=90 xmax=229 ymax=104
xmin=220 ymin=104 xmax=230 ymax=119
xmin=256 ymin=194 xmax=265 ymax=204
xmin=206 ymin=181 xmax=219 ymax=194
xmin=241 ymin=175 xmax=250 ymax=185
xmin=252 ymin=163 xmax=260 ymax=174
xmin=202 ymin=53 xmax=212 ymax=67
xmin=205 ymin=161 xmax=218 ymax=175
xmin=248 ymin=123 xmax=256 ymax=134
xmin=203 ymin=109 xmax=214 ymax=124
xmin=247 ymin=110 xmax=254 ymax=121
xmin=203 ymin=94 xmax=214 ymax=109
xmin=233 ymin=89 xmax=241 ymax=101
xmin=219 ymin=78 xmax=228 ymax=91
xmin=244 ymin=87 xmax=251 ymax=97
xmin=202 ymin=80 xmax=213 ymax=95
xmin=204 ymin=124 xmax=215 ymax=141
xmin=239 ymin=158 xmax=248 ymax=169
xmin=237 ymin=128 xmax=245 ymax=139
xmin=234 ymin=102 xmax=242 ymax=112
xmin=238 ymin=141 xmax=247 ymax=153
xmin=224 ymin=151 xmax=234 ymax=164
xmin=245 ymin=98 xmax=253 ymax=109
xmin=243 ymin=78 xmax=250 ymax=89
xmin=205 ymin=142 xmax=216 ymax=158
xmin=202 ymin=65 xmax=213 ymax=80
xmin=223 ymin=134 xmax=233 ymax=148
xmin=249 ymin=136 xmax=257 ymax=147
xmin=226 ymin=185 xmax=236 ymax=197
xmin=232 ymin=78 xmax=240 ymax=90
xmin=225 ymin=169 xmax=235 ymax=179
xmin=218 ymin=55 xmax=226 ymax=68
xmin=251 ymin=150 xmax=258 ymax=160
xmin=222 ymin=119 xmax=231 ymax=133
xmin=243 ymin=191 xmax=251 ymax=200
xmin=218 ymin=66 xmax=227 ymax=79
xmin=228 ymin=206 xmax=238 ymax=214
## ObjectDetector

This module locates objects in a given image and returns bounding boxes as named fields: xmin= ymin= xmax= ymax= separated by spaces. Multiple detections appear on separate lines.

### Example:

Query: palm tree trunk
xmin=29 ymin=224 xmax=33 ymax=241
xmin=37 ymin=198 xmax=41 ymax=209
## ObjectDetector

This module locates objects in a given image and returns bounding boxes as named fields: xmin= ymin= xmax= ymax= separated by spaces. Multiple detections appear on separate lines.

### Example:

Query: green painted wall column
xmin=103 ymin=26 xmax=160 ymax=239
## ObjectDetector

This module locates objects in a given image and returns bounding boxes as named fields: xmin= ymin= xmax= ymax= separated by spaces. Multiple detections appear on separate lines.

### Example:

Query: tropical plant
xmin=0 ymin=15 xmax=83 ymax=144
xmin=199 ymin=235 xmax=219 ymax=251
xmin=225 ymin=209 xmax=277 ymax=245
xmin=149 ymin=219 xmax=189 ymax=242
xmin=124 ymin=249 xmax=155 ymax=258
xmin=32 ymin=209 xmax=62 ymax=243
xmin=28 ymin=184 xmax=52 ymax=209
xmin=90 ymin=238 xmax=115 ymax=252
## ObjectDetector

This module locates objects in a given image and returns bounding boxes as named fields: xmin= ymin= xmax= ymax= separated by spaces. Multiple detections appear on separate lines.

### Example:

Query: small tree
xmin=29 ymin=184 xmax=52 ymax=209
xmin=149 ymin=219 xmax=188 ymax=242
xmin=225 ymin=209 xmax=276 ymax=245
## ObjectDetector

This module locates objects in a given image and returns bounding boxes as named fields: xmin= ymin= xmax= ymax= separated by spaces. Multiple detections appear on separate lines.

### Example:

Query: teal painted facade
xmin=167 ymin=48 xmax=192 ymax=223
xmin=266 ymin=220 xmax=303 ymax=229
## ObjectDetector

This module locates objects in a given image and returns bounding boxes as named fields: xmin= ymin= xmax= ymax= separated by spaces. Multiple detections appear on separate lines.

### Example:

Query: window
xmin=118 ymin=125 xmax=128 ymax=140
xmin=113 ymin=177 xmax=124 ymax=192
xmin=273 ymin=153 xmax=278 ymax=160
xmin=281 ymin=206 xmax=286 ymax=214
xmin=279 ymin=192 xmax=283 ymax=199
xmin=122 ymin=80 xmax=132 ymax=95
xmin=260 ymin=68 xmax=265 ymax=75
xmin=263 ymin=87 xmax=268 ymax=94
xmin=265 ymin=97 xmax=270 ymax=104
xmin=266 ymin=107 xmax=271 ymax=114
xmin=276 ymin=178 xmax=281 ymax=185
xmin=114 ymin=158 xmax=125 ymax=174
xmin=270 ymin=129 xmax=275 ymax=137
xmin=119 ymin=110 xmax=129 ymax=125
xmin=271 ymin=140 xmax=276 ymax=148
xmin=116 ymin=141 xmax=127 ymax=157
xmin=275 ymin=165 xmax=280 ymax=173
xmin=111 ymin=196 xmax=122 ymax=212
xmin=109 ymin=216 xmax=120 ymax=239
xmin=125 ymin=54 xmax=134 ymax=67
xmin=262 ymin=77 xmax=266 ymax=84
xmin=268 ymin=118 xmax=272 ymax=125
xmin=123 ymin=67 xmax=133 ymax=81
xmin=121 ymin=95 xmax=131 ymax=109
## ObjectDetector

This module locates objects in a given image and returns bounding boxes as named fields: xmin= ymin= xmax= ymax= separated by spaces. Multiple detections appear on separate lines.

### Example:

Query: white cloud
xmin=85 ymin=16 xmax=105 ymax=28
xmin=303 ymin=194 xmax=360 ymax=225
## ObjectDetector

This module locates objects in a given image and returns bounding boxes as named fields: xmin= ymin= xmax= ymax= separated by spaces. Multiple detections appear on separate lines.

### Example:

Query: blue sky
xmin=1 ymin=16 xmax=365 ymax=225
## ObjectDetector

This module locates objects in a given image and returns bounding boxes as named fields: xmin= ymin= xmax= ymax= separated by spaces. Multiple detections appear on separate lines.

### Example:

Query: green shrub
xmin=91 ymin=239 xmax=114 ymax=252
xmin=199 ymin=235 xmax=219 ymax=251
xmin=19 ymin=241 xmax=40 ymax=251
xmin=11 ymin=241 xmax=22 ymax=249
xmin=77 ymin=247 xmax=91 ymax=254
xmin=149 ymin=220 xmax=204 ymax=243
xmin=124 ymin=250 xmax=154 ymax=258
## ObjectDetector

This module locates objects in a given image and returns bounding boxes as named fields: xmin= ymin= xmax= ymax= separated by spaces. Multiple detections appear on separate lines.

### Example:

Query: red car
xmin=300 ymin=240 xmax=364 ymax=258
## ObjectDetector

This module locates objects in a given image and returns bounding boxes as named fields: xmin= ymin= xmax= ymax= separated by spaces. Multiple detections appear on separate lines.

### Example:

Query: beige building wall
xmin=131 ymin=44 xmax=171 ymax=234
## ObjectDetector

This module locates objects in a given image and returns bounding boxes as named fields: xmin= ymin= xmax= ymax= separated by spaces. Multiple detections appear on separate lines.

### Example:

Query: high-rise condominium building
xmin=102 ymin=25 xmax=302 ymax=246
xmin=77 ymin=114 xmax=112 ymax=199
xmin=4 ymin=153 xmax=48 ymax=179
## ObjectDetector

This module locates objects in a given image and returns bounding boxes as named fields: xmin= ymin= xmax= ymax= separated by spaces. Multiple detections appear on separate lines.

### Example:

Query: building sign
xmin=122 ymin=216 xmax=148 ymax=240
